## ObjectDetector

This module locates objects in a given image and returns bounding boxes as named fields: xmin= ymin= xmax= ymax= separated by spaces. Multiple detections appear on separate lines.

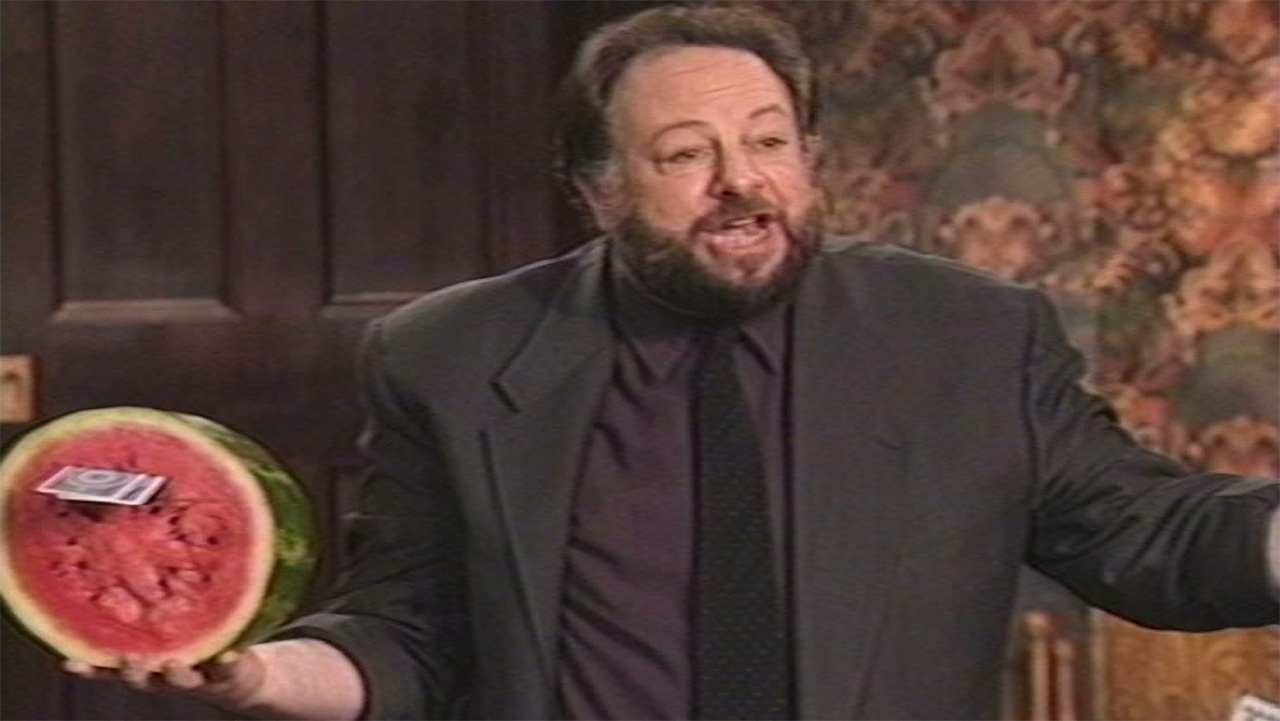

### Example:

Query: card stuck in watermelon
xmin=0 ymin=407 xmax=317 ymax=668
xmin=37 ymin=466 xmax=167 ymax=505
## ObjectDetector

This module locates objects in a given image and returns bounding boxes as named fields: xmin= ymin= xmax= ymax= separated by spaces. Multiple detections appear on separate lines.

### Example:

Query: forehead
xmin=609 ymin=46 xmax=796 ymax=136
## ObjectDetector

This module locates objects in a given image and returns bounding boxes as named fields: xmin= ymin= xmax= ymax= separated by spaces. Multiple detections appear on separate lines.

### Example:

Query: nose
xmin=711 ymin=147 xmax=764 ymax=198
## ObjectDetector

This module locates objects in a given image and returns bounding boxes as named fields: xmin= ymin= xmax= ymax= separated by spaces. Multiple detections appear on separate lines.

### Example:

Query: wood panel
xmin=324 ymin=1 xmax=485 ymax=305
xmin=1 ymin=3 xmax=65 ymax=718
xmin=0 ymin=2 xmax=56 ymax=355
xmin=221 ymin=1 xmax=324 ymax=318
xmin=0 ymin=1 xmax=604 ymax=718
xmin=472 ymin=0 xmax=558 ymax=272
xmin=55 ymin=2 xmax=225 ymax=307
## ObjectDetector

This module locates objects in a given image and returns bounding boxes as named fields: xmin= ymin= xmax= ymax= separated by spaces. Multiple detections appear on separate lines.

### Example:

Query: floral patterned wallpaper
xmin=731 ymin=0 xmax=1280 ymax=718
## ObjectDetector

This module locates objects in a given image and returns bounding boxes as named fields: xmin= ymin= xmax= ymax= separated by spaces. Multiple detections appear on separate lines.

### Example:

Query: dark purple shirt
xmin=555 ymin=272 xmax=790 ymax=720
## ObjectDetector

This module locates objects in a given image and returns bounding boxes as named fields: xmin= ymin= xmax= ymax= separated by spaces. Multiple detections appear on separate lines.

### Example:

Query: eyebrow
xmin=647 ymin=104 xmax=793 ymax=145
xmin=747 ymin=104 xmax=791 ymax=122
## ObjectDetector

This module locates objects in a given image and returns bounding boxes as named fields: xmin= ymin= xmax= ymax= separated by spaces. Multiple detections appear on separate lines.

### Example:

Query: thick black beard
xmin=612 ymin=207 xmax=821 ymax=322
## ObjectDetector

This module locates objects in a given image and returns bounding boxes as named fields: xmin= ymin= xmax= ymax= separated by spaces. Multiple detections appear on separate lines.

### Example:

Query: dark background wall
xmin=0 ymin=2 xmax=658 ymax=718
xmin=2 ymin=2 xmax=1275 ymax=720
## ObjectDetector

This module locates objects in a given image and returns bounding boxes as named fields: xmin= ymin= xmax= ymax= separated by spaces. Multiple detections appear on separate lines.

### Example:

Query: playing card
xmin=110 ymin=474 xmax=166 ymax=505
xmin=37 ymin=466 xmax=134 ymax=499
xmin=1231 ymin=694 xmax=1280 ymax=721
xmin=36 ymin=466 xmax=167 ymax=505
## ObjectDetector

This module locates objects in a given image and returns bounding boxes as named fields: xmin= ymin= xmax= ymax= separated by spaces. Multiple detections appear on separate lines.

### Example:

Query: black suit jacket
xmin=283 ymin=239 xmax=1278 ymax=720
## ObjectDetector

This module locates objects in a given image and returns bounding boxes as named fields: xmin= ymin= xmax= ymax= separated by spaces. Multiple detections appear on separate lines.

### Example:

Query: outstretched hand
xmin=62 ymin=639 xmax=364 ymax=720
xmin=63 ymin=649 xmax=266 ymax=711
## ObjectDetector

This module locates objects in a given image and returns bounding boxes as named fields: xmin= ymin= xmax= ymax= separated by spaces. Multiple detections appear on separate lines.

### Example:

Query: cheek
xmin=769 ymin=167 xmax=819 ymax=213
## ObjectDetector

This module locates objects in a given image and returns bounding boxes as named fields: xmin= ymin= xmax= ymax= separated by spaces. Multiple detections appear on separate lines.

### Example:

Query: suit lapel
xmin=483 ymin=242 xmax=614 ymax=692
xmin=791 ymin=252 xmax=913 ymax=719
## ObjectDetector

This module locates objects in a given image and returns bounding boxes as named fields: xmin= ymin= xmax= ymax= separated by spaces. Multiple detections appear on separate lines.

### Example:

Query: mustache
xmin=692 ymin=194 xmax=779 ymax=233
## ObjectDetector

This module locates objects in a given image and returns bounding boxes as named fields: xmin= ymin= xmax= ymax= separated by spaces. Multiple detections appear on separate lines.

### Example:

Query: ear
xmin=574 ymin=172 xmax=622 ymax=232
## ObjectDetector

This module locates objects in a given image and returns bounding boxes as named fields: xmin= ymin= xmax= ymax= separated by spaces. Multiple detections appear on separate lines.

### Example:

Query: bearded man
xmin=69 ymin=6 xmax=1279 ymax=720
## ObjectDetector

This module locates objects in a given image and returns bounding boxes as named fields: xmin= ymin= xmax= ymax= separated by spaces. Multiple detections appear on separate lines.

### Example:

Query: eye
xmin=753 ymin=135 xmax=791 ymax=151
xmin=661 ymin=146 xmax=711 ymax=166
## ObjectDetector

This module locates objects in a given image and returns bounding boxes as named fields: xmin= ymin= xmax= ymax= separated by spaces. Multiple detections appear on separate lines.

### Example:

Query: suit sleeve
xmin=274 ymin=318 xmax=470 ymax=719
xmin=1023 ymin=292 xmax=1279 ymax=630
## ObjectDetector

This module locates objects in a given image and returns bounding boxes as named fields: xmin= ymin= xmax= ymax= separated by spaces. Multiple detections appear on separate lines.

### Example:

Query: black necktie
xmin=693 ymin=327 xmax=791 ymax=720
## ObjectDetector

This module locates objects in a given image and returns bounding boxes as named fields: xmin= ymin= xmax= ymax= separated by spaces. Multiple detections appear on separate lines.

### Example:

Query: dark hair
xmin=554 ymin=4 xmax=816 ymax=188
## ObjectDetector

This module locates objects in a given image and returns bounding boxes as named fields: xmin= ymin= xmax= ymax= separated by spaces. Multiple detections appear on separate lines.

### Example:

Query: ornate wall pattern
xmin=734 ymin=1 xmax=1280 ymax=718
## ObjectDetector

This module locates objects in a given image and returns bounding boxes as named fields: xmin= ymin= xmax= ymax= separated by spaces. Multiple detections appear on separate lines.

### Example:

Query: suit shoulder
xmin=828 ymin=240 xmax=1032 ymax=298
xmin=817 ymin=240 xmax=1047 ymax=341
xmin=375 ymin=242 xmax=592 ymax=344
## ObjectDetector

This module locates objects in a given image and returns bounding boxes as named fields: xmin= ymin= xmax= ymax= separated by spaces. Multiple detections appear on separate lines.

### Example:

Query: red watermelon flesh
xmin=0 ymin=408 xmax=315 ymax=667
xmin=8 ymin=425 xmax=258 ymax=655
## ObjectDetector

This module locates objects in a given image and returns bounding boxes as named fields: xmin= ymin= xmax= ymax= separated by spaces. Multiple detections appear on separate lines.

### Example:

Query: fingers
xmin=63 ymin=649 xmax=261 ymax=705
xmin=62 ymin=658 xmax=102 ymax=679
xmin=64 ymin=655 xmax=200 ymax=693
xmin=119 ymin=654 xmax=164 ymax=692
xmin=63 ymin=656 xmax=156 ymax=690
xmin=161 ymin=660 xmax=206 ymax=690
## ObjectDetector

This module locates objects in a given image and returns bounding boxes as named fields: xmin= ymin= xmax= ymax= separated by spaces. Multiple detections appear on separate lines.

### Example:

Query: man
xmin=69 ymin=6 xmax=1279 ymax=720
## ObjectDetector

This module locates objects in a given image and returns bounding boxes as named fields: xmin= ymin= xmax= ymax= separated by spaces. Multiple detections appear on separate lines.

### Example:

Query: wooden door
xmin=0 ymin=1 xmax=601 ymax=718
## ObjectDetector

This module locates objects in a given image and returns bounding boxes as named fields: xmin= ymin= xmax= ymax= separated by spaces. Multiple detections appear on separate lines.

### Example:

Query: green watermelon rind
xmin=173 ymin=412 xmax=318 ymax=650
xmin=0 ymin=407 xmax=317 ymax=668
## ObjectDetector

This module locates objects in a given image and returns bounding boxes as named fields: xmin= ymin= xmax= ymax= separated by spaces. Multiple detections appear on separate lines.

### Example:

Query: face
xmin=585 ymin=46 xmax=822 ymax=320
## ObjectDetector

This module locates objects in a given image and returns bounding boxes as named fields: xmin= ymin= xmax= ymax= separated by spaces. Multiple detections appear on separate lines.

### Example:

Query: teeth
xmin=721 ymin=215 xmax=762 ymax=230
xmin=707 ymin=220 xmax=768 ymax=249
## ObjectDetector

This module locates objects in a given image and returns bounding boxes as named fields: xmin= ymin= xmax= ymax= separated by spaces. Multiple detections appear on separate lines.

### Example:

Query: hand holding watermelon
xmin=61 ymin=639 xmax=365 ymax=720
xmin=3 ymin=410 xmax=369 ymax=718
xmin=0 ymin=408 xmax=318 ymax=671
xmin=62 ymin=649 xmax=265 ymax=706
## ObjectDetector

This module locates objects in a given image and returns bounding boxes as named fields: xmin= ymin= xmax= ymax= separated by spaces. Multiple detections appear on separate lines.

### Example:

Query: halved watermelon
xmin=0 ymin=407 xmax=316 ymax=668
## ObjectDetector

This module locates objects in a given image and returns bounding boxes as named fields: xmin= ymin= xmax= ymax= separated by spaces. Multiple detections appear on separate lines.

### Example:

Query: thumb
xmin=189 ymin=647 xmax=267 ymax=706
xmin=202 ymin=650 xmax=243 ymax=683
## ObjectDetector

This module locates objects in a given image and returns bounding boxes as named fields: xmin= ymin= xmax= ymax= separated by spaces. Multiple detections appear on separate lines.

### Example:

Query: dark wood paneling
xmin=324 ymin=1 xmax=485 ymax=303
xmin=222 ymin=2 xmax=324 ymax=318
xmin=55 ymin=1 xmax=224 ymax=305
xmin=1 ymin=3 xmax=627 ymax=719
xmin=0 ymin=4 xmax=65 ymax=719
xmin=0 ymin=1 xmax=56 ymax=354
xmin=471 ymin=1 xmax=559 ymax=272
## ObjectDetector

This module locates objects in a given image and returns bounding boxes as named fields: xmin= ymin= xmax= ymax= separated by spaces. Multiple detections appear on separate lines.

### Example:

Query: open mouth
xmin=701 ymin=213 xmax=775 ymax=251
